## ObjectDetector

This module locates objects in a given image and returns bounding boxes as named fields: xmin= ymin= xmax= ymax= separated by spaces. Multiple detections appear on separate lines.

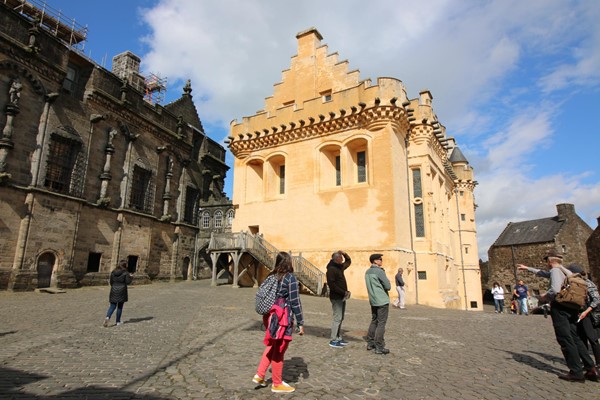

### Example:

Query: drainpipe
xmin=404 ymin=134 xmax=419 ymax=304
xmin=510 ymin=246 xmax=518 ymax=284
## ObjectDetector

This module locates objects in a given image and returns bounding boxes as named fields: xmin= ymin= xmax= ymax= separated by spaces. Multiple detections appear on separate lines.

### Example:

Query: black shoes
xmin=366 ymin=344 xmax=376 ymax=351
xmin=557 ymin=372 xmax=586 ymax=383
xmin=374 ymin=348 xmax=390 ymax=355
xmin=584 ymin=367 xmax=600 ymax=382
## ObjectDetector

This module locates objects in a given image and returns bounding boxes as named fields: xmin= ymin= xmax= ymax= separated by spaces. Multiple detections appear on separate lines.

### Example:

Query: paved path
xmin=0 ymin=280 xmax=598 ymax=399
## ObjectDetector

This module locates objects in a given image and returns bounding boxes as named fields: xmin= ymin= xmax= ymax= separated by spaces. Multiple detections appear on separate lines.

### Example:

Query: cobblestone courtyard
xmin=0 ymin=280 xmax=598 ymax=399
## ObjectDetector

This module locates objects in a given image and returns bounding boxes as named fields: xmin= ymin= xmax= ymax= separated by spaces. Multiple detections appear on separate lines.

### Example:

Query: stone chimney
xmin=296 ymin=27 xmax=323 ymax=57
xmin=556 ymin=203 xmax=575 ymax=222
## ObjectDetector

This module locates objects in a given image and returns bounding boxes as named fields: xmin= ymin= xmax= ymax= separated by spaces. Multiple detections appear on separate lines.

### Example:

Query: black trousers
xmin=551 ymin=302 xmax=595 ymax=376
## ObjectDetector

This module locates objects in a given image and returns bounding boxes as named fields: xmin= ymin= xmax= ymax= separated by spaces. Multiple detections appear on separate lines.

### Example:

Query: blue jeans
xmin=106 ymin=302 xmax=124 ymax=323
xmin=518 ymin=298 xmax=528 ymax=315
xmin=330 ymin=299 xmax=346 ymax=340
xmin=494 ymin=299 xmax=504 ymax=313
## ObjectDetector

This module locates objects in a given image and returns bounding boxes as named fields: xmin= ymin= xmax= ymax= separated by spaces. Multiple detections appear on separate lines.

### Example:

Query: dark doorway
xmin=127 ymin=255 xmax=138 ymax=273
xmin=87 ymin=252 xmax=101 ymax=272
xmin=37 ymin=252 xmax=55 ymax=288
xmin=182 ymin=257 xmax=190 ymax=280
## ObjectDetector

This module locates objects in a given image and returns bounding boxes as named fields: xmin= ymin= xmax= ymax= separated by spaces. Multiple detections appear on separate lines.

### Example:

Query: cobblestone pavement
xmin=0 ymin=280 xmax=598 ymax=399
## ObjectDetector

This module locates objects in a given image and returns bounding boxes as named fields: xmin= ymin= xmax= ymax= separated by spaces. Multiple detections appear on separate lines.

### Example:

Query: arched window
xmin=226 ymin=209 xmax=235 ymax=226
xmin=202 ymin=211 xmax=211 ymax=229
xmin=214 ymin=210 xmax=223 ymax=228
xmin=318 ymin=144 xmax=341 ymax=190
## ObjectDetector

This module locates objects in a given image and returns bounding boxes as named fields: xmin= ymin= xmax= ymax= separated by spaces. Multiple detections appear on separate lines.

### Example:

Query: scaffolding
xmin=3 ymin=0 xmax=88 ymax=50
xmin=144 ymin=73 xmax=167 ymax=105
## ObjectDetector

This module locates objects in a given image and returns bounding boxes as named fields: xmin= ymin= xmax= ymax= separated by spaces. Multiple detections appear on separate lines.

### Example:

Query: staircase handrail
xmin=207 ymin=231 xmax=326 ymax=295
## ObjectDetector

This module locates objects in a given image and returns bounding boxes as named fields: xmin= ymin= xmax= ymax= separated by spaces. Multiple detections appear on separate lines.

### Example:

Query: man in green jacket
xmin=365 ymin=253 xmax=391 ymax=354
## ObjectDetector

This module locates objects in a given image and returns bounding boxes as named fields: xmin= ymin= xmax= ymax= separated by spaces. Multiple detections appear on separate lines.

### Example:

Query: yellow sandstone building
xmin=228 ymin=28 xmax=482 ymax=310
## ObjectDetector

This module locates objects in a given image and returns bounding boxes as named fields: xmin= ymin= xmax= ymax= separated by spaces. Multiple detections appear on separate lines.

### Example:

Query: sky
xmin=45 ymin=0 xmax=600 ymax=260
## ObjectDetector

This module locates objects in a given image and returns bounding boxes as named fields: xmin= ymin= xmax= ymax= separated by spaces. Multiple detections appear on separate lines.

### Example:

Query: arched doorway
xmin=182 ymin=257 xmax=190 ymax=280
xmin=37 ymin=252 xmax=55 ymax=288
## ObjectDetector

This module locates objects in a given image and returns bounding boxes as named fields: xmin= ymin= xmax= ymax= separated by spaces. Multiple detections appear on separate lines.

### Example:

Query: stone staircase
xmin=207 ymin=231 xmax=326 ymax=296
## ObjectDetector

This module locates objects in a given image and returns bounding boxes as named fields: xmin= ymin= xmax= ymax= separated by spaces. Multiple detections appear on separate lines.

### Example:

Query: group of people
xmin=325 ymin=251 xmax=407 ymax=353
xmin=491 ymin=279 xmax=531 ymax=315
xmin=517 ymin=249 xmax=600 ymax=383
xmin=251 ymin=250 xmax=405 ymax=393
xmin=101 ymin=247 xmax=600 ymax=393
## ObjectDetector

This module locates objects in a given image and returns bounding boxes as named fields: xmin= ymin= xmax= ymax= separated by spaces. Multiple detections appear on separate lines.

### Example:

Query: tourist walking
xmin=365 ymin=253 xmax=391 ymax=355
xmin=393 ymin=266 xmax=406 ymax=309
xmin=252 ymin=252 xmax=304 ymax=393
xmin=103 ymin=260 xmax=133 ymax=327
xmin=326 ymin=250 xmax=352 ymax=348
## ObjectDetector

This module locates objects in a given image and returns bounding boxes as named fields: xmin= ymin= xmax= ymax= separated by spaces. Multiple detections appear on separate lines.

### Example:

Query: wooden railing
xmin=207 ymin=231 xmax=325 ymax=295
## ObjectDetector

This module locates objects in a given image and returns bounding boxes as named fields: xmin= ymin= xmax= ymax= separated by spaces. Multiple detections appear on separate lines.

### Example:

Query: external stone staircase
xmin=207 ymin=231 xmax=326 ymax=296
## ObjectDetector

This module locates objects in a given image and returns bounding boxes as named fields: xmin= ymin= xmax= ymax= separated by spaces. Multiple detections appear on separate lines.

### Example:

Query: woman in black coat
xmin=103 ymin=260 xmax=133 ymax=327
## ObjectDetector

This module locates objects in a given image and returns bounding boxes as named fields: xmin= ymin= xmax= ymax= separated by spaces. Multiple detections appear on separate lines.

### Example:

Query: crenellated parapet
xmin=229 ymin=100 xmax=410 ymax=157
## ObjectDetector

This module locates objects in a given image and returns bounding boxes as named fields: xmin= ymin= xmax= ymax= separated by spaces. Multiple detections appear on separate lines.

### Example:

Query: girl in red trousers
xmin=252 ymin=252 xmax=304 ymax=393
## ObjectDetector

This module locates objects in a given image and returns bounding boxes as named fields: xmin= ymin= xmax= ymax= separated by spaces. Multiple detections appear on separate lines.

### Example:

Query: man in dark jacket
xmin=326 ymin=250 xmax=351 ymax=348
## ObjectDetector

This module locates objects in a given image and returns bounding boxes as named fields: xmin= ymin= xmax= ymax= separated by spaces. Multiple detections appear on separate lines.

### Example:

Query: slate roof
xmin=449 ymin=146 xmax=469 ymax=164
xmin=492 ymin=217 xmax=563 ymax=246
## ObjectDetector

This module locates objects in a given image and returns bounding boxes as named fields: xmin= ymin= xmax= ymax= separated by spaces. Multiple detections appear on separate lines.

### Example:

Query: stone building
xmin=227 ymin=28 xmax=482 ymax=310
xmin=0 ymin=2 xmax=232 ymax=290
xmin=487 ymin=203 xmax=592 ymax=298
xmin=586 ymin=217 xmax=600 ymax=289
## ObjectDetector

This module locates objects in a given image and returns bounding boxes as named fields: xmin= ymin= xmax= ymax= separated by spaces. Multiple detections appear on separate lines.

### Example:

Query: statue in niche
xmin=9 ymin=79 xmax=23 ymax=105
xmin=107 ymin=128 xmax=118 ymax=146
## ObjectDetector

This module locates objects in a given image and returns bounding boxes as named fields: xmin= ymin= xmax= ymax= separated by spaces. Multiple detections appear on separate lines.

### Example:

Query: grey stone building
xmin=585 ymin=217 xmax=600 ymax=289
xmin=0 ymin=2 xmax=232 ymax=290
xmin=486 ymin=203 xmax=592 ymax=298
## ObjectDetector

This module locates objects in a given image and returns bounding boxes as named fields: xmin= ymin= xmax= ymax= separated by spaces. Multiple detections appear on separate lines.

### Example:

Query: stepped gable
xmin=165 ymin=80 xmax=204 ymax=132
xmin=263 ymin=27 xmax=362 ymax=113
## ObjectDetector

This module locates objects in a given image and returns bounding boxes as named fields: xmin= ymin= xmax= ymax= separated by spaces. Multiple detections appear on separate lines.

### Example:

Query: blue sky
xmin=46 ymin=0 xmax=600 ymax=260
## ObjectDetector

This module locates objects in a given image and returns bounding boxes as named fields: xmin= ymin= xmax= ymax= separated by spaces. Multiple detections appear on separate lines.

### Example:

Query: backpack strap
xmin=557 ymin=265 xmax=572 ymax=277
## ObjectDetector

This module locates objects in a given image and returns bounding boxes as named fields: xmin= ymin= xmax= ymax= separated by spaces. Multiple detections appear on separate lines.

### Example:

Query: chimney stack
xmin=556 ymin=203 xmax=575 ymax=222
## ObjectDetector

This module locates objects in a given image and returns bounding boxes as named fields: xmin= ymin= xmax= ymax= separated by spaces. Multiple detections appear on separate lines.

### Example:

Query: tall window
xmin=214 ymin=210 xmax=223 ymax=228
xmin=202 ymin=211 xmax=211 ymax=229
xmin=319 ymin=145 xmax=341 ymax=190
xmin=183 ymin=186 xmax=200 ymax=224
xmin=357 ymin=151 xmax=366 ymax=183
xmin=44 ymin=134 xmax=82 ymax=196
xmin=335 ymin=156 xmax=341 ymax=186
xmin=62 ymin=64 xmax=78 ymax=93
xmin=412 ymin=168 xmax=425 ymax=237
xmin=279 ymin=165 xmax=286 ymax=194
xmin=226 ymin=209 xmax=234 ymax=227
xmin=129 ymin=165 xmax=153 ymax=213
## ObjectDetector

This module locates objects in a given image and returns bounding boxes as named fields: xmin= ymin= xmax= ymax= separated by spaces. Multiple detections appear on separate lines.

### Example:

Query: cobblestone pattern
xmin=0 ymin=280 xmax=598 ymax=399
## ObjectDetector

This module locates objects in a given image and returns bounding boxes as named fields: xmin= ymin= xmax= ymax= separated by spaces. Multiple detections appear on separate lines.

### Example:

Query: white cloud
xmin=136 ymin=0 xmax=600 ymax=261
